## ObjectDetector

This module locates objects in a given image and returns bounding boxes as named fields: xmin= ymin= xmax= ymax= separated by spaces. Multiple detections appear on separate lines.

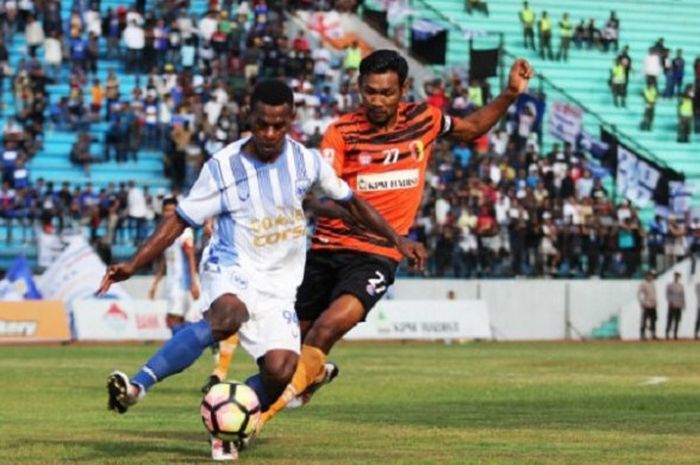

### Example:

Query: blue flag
xmin=0 ymin=255 xmax=42 ymax=300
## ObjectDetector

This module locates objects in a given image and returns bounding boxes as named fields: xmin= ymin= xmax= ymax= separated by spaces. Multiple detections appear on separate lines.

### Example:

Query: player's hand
xmin=395 ymin=237 xmax=426 ymax=272
xmin=191 ymin=282 xmax=201 ymax=300
xmin=507 ymin=58 xmax=535 ymax=95
xmin=148 ymin=286 xmax=157 ymax=300
xmin=97 ymin=262 xmax=135 ymax=295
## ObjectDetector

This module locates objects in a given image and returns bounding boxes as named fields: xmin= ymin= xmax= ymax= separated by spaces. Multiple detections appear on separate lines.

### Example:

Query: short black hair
xmin=251 ymin=79 xmax=294 ymax=109
xmin=359 ymin=49 xmax=409 ymax=86
xmin=162 ymin=196 xmax=178 ymax=208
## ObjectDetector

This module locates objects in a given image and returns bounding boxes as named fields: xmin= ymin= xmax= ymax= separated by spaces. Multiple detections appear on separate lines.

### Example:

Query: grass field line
xmin=639 ymin=376 xmax=670 ymax=386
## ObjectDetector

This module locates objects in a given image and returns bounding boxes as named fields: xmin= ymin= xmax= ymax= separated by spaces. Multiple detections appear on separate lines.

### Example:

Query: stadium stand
xmin=0 ymin=0 xmax=695 ymax=280
xmin=412 ymin=0 xmax=700 ymax=193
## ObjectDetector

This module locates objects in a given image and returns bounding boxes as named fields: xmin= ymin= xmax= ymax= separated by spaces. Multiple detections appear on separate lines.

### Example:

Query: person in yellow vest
xmin=640 ymin=78 xmax=658 ymax=131
xmin=519 ymin=1 xmax=536 ymax=51
xmin=678 ymin=84 xmax=694 ymax=143
xmin=538 ymin=11 xmax=553 ymax=60
xmin=343 ymin=40 xmax=362 ymax=71
xmin=556 ymin=12 xmax=573 ymax=62
xmin=610 ymin=57 xmax=627 ymax=107
xmin=468 ymin=78 xmax=484 ymax=108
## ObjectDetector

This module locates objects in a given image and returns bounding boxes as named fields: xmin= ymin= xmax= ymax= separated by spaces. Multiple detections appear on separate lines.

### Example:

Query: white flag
xmin=37 ymin=235 xmax=131 ymax=312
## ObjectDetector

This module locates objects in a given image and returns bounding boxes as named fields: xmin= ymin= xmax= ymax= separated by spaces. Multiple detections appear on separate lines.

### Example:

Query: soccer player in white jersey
xmin=148 ymin=197 xmax=201 ymax=333
xmin=98 ymin=80 xmax=425 ymax=456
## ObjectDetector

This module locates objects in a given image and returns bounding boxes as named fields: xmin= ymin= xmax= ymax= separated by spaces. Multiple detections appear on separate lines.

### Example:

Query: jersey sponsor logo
xmin=250 ymin=208 xmax=306 ymax=247
xmin=0 ymin=320 xmax=37 ymax=336
xmin=356 ymin=169 xmax=420 ymax=192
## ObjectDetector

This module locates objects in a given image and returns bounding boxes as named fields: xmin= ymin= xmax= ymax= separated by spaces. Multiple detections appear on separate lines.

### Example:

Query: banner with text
xmin=548 ymin=101 xmax=583 ymax=144
xmin=345 ymin=300 xmax=491 ymax=340
xmin=73 ymin=299 xmax=170 ymax=341
xmin=0 ymin=301 xmax=70 ymax=343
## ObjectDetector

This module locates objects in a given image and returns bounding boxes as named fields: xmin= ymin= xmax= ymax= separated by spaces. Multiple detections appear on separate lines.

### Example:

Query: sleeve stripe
xmin=176 ymin=206 xmax=201 ymax=227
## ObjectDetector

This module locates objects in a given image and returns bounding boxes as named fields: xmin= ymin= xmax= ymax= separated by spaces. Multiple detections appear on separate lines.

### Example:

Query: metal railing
xmin=410 ymin=0 xmax=673 ymax=171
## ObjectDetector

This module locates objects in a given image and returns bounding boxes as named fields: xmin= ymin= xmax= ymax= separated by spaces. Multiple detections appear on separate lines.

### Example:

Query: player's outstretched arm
xmin=449 ymin=58 xmax=534 ymax=142
xmin=345 ymin=195 xmax=426 ymax=271
xmin=97 ymin=214 xmax=188 ymax=295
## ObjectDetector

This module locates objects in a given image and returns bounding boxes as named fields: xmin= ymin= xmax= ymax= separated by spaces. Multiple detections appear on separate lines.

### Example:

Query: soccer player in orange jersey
xmin=260 ymin=50 xmax=534 ymax=425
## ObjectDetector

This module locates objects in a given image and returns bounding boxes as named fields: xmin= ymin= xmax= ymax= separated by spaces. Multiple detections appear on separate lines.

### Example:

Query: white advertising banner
xmin=345 ymin=300 xmax=492 ymax=340
xmin=36 ymin=235 xmax=130 ymax=311
xmin=548 ymin=101 xmax=583 ymax=144
xmin=73 ymin=299 xmax=170 ymax=341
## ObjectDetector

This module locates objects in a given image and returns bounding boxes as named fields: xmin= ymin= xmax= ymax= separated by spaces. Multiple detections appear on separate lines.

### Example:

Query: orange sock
xmin=213 ymin=333 xmax=239 ymax=380
xmin=260 ymin=344 xmax=325 ymax=425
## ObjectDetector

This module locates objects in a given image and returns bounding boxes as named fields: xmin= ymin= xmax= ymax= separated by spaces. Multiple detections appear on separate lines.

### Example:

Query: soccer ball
xmin=201 ymin=382 xmax=261 ymax=441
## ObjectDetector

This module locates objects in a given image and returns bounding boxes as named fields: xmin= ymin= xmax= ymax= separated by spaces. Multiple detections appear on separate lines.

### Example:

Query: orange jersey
xmin=312 ymin=102 xmax=451 ymax=261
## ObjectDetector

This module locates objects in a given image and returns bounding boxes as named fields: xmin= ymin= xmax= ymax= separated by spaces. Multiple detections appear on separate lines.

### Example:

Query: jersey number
xmin=382 ymin=148 xmax=400 ymax=165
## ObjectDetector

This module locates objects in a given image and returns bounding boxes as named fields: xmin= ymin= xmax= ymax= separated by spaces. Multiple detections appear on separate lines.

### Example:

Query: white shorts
xmin=200 ymin=263 xmax=300 ymax=361
xmin=166 ymin=290 xmax=193 ymax=318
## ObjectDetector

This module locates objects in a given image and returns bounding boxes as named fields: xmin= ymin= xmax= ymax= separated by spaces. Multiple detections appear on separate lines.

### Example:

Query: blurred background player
xmin=258 ymin=50 xmax=534 ymax=428
xmin=199 ymin=218 xmax=241 ymax=394
xmin=148 ymin=197 xmax=200 ymax=334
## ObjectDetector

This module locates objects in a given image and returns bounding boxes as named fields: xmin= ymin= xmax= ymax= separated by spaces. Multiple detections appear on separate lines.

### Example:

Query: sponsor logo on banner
xmin=0 ymin=301 xmax=70 ymax=343
xmin=0 ymin=320 xmax=38 ymax=336
xmin=345 ymin=300 xmax=491 ymax=340
xmin=103 ymin=303 xmax=129 ymax=332
xmin=357 ymin=168 xmax=419 ymax=192
xmin=73 ymin=299 xmax=170 ymax=341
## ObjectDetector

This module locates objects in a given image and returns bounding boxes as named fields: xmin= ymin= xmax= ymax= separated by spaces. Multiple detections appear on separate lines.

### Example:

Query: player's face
xmin=162 ymin=204 xmax=176 ymax=218
xmin=360 ymin=72 xmax=406 ymax=127
xmin=250 ymin=102 xmax=294 ymax=161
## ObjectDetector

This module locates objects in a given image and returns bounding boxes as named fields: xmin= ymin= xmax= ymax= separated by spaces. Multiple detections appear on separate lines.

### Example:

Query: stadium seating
xmin=412 ymin=0 xmax=700 ymax=202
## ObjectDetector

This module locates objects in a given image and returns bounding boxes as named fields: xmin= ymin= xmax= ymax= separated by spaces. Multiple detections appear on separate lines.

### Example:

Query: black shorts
xmin=295 ymin=249 xmax=398 ymax=322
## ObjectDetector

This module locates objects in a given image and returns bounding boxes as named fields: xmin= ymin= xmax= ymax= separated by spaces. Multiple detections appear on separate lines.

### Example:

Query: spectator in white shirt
xmin=644 ymin=47 xmax=662 ymax=89
xmin=44 ymin=31 xmax=62 ymax=79
xmin=198 ymin=10 xmax=219 ymax=42
xmin=127 ymin=180 xmax=147 ymax=245
xmin=25 ymin=15 xmax=44 ymax=57
xmin=123 ymin=21 xmax=145 ymax=73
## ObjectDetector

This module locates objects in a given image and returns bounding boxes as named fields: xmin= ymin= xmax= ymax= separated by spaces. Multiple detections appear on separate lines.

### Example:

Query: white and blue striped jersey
xmin=163 ymin=228 xmax=194 ymax=295
xmin=177 ymin=136 xmax=352 ymax=298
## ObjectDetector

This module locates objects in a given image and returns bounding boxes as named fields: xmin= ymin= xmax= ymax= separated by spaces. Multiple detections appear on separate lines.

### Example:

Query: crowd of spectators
xmin=0 ymin=0 xmax=696 ymax=280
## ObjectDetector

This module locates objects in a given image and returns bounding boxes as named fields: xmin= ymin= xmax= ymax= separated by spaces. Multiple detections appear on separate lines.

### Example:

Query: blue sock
xmin=132 ymin=319 xmax=215 ymax=392
xmin=245 ymin=373 xmax=272 ymax=412
xmin=170 ymin=321 xmax=191 ymax=336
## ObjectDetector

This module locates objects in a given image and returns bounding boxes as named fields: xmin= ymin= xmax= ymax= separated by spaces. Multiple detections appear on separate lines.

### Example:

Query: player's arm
xmin=149 ymin=255 xmax=166 ymax=300
xmin=447 ymin=59 xmax=534 ymax=142
xmin=183 ymin=234 xmax=200 ymax=300
xmin=312 ymin=150 xmax=426 ymax=270
xmin=344 ymin=195 xmax=426 ymax=270
xmin=98 ymin=214 xmax=188 ymax=294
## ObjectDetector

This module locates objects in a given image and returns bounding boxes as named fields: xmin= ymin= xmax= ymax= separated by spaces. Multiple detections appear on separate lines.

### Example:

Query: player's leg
xmin=261 ymin=253 xmax=396 ymax=425
xmin=165 ymin=290 xmax=188 ymax=335
xmin=107 ymin=293 xmax=248 ymax=413
xmin=260 ymin=294 xmax=364 ymax=424
xmin=202 ymin=333 xmax=240 ymax=393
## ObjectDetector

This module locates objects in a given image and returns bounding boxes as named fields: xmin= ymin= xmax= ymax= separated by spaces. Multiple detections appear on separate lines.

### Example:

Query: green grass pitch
xmin=1 ymin=341 xmax=699 ymax=464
